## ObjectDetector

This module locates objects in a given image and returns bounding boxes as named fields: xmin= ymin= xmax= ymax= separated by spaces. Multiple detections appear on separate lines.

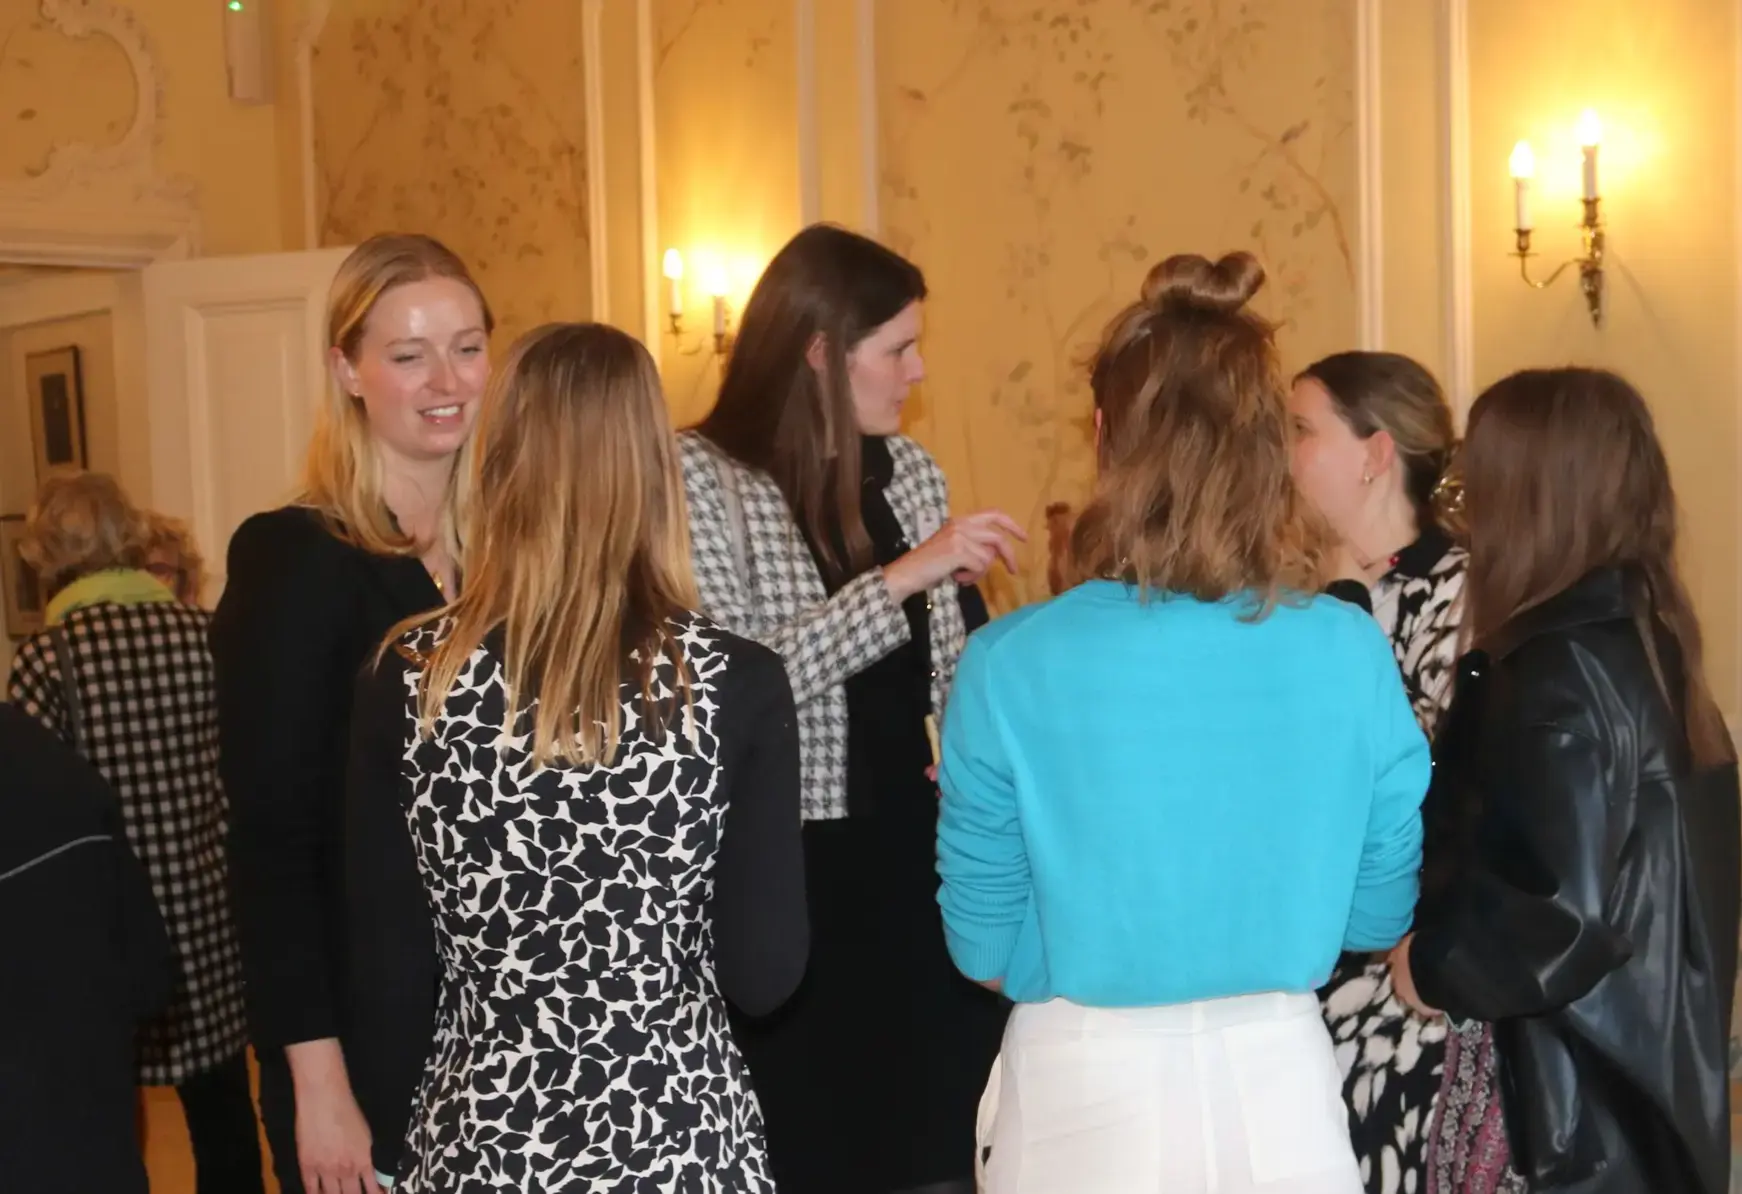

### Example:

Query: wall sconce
xmin=701 ymin=256 xmax=733 ymax=356
xmin=1509 ymin=109 xmax=1606 ymax=327
xmin=660 ymin=247 xmax=734 ymax=357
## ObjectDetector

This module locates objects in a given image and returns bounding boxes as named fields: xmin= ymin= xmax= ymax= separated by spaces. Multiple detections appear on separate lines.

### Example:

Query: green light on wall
xmin=227 ymin=1 xmax=243 ymax=10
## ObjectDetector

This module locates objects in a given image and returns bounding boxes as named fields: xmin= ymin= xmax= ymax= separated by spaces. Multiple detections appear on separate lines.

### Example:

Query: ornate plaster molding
xmin=0 ymin=0 xmax=201 ymax=265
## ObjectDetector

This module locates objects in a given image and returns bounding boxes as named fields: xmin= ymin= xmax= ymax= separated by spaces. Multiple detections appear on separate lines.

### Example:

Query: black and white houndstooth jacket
xmin=8 ymin=601 xmax=249 ymax=1084
xmin=678 ymin=430 xmax=966 ymax=821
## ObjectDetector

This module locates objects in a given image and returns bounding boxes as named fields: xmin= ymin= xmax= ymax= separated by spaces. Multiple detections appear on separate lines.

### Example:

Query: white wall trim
xmin=1353 ymin=0 xmax=1383 ymax=349
xmin=1733 ymin=0 xmax=1742 ymax=727
xmin=1437 ymin=0 xmax=1475 ymax=415
xmin=294 ymin=0 xmax=332 ymax=249
xmin=796 ymin=0 xmax=820 ymax=226
xmin=856 ymin=0 xmax=879 ymax=235
xmin=581 ymin=0 xmax=610 ymax=320
xmin=637 ymin=0 xmax=660 ymax=345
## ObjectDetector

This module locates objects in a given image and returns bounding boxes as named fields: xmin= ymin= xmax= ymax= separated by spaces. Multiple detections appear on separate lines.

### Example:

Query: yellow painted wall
xmin=879 ymin=1 xmax=1359 ymax=607
xmin=652 ymin=0 xmax=801 ymax=427
xmin=0 ymin=0 xmax=293 ymax=255
xmin=312 ymin=0 xmax=594 ymax=347
xmin=1467 ymin=0 xmax=1740 ymax=721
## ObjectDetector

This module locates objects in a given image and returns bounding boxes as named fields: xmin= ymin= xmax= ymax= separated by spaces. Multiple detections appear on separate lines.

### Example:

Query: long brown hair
xmin=695 ymin=223 xmax=926 ymax=584
xmin=1070 ymin=251 xmax=1327 ymax=613
xmin=304 ymin=233 xmax=494 ymax=558
xmin=1461 ymin=367 xmax=1731 ymax=766
xmin=395 ymin=323 xmax=699 ymax=769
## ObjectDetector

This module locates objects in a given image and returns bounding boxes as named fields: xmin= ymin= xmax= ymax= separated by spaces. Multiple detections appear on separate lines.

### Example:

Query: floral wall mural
xmin=879 ymin=0 xmax=1357 ymax=607
xmin=312 ymin=0 xmax=592 ymax=345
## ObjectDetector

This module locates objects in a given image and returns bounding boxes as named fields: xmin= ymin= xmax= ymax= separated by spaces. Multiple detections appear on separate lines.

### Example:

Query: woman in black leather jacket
xmin=1392 ymin=367 xmax=1739 ymax=1194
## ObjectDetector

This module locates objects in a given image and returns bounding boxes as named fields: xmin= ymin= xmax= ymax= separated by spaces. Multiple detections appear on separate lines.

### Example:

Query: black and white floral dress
xmin=1320 ymin=529 xmax=1466 ymax=1194
xmin=345 ymin=613 xmax=807 ymax=1192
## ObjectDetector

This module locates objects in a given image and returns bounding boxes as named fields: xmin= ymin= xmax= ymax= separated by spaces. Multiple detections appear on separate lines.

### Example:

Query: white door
xmin=143 ymin=247 xmax=352 ymax=603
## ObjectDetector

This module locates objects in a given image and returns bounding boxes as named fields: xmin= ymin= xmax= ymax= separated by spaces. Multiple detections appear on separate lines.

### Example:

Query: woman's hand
xmin=884 ymin=510 xmax=1026 ymax=602
xmin=1388 ymin=934 xmax=1442 ymax=1020
xmin=288 ymin=1039 xmax=384 ymax=1194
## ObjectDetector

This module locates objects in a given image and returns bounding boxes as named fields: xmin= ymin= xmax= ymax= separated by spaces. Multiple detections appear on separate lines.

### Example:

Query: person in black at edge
xmin=0 ymin=703 xmax=171 ymax=1194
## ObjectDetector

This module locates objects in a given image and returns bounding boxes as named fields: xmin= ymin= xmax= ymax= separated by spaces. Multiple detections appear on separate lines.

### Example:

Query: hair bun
xmin=1141 ymin=251 xmax=1265 ymax=316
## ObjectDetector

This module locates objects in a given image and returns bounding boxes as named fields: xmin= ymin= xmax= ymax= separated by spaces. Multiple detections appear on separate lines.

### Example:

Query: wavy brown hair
xmin=1070 ymin=251 xmax=1327 ymax=613
xmin=1462 ymin=368 xmax=1731 ymax=767
xmin=393 ymin=323 xmax=698 ymax=769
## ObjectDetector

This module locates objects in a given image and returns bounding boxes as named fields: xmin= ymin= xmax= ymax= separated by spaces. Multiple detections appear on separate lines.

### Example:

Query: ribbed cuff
xmin=943 ymin=920 xmax=1020 ymax=985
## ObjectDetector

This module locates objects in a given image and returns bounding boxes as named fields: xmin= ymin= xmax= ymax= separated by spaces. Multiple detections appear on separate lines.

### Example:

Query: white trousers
xmin=980 ymin=993 xmax=1361 ymax=1194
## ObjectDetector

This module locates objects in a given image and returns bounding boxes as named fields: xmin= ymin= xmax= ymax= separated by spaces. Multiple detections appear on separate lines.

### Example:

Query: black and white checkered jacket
xmin=678 ymin=430 xmax=967 ymax=821
xmin=8 ymin=602 xmax=249 ymax=1084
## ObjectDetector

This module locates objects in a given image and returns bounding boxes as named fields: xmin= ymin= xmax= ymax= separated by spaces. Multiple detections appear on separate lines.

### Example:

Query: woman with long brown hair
xmin=937 ymin=252 xmax=1431 ymax=1194
xmin=345 ymin=323 xmax=807 ymax=1190
xmin=211 ymin=233 xmax=491 ymax=1193
xmin=1392 ymin=368 xmax=1739 ymax=1194
xmin=679 ymin=223 xmax=1020 ymax=1193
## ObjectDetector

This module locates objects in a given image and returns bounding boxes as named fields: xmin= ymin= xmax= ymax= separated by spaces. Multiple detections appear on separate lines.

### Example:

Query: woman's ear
xmin=1364 ymin=427 xmax=1398 ymax=481
xmin=804 ymin=331 xmax=829 ymax=377
xmin=330 ymin=345 xmax=361 ymax=399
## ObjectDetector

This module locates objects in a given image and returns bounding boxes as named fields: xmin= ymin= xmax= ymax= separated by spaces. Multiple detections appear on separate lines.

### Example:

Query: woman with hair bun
xmin=937 ymin=252 xmax=1430 ymax=1194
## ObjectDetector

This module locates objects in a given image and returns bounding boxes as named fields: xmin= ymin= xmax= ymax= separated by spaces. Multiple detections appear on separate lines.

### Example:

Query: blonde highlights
xmin=398 ymin=323 xmax=699 ymax=770
xmin=302 ymin=233 xmax=493 ymax=557
xmin=1070 ymin=251 xmax=1327 ymax=613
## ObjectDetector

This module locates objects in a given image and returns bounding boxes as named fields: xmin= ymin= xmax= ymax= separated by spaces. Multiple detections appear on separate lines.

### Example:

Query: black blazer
xmin=0 ymin=704 xmax=171 ymax=1194
xmin=1411 ymin=568 xmax=1740 ymax=1194
xmin=210 ymin=506 xmax=442 ymax=1052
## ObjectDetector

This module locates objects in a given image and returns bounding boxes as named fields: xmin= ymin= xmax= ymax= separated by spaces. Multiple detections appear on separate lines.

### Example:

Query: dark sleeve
xmin=1325 ymin=579 xmax=1373 ymax=613
xmin=105 ymin=795 xmax=175 ymax=1021
xmin=1410 ymin=656 xmax=1634 ymax=1020
xmin=957 ymin=583 xmax=991 ymax=635
xmin=210 ymin=510 xmax=352 ymax=1048
xmin=709 ymin=640 xmax=807 ymax=1017
xmin=343 ymin=651 xmax=439 ymax=1179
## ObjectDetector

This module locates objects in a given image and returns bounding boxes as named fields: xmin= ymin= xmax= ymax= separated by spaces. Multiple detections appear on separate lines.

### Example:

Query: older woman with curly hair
xmin=6 ymin=470 xmax=261 ymax=1194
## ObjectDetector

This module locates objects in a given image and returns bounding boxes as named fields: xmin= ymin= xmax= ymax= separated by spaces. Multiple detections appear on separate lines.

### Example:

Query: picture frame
xmin=25 ymin=345 xmax=87 ymax=483
xmin=0 ymin=515 xmax=44 ymax=639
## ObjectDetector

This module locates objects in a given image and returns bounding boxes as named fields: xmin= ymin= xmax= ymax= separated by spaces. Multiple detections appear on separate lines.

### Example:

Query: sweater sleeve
xmin=709 ymin=639 xmax=808 ymax=1017
xmin=680 ymin=436 xmax=909 ymax=705
xmin=1344 ymin=623 xmax=1431 ymax=952
xmin=210 ymin=510 xmax=352 ymax=1048
xmin=6 ymin=632 xmax=71 ymax=746
xmin=936 ymin=631 xmax=1030 ymax=982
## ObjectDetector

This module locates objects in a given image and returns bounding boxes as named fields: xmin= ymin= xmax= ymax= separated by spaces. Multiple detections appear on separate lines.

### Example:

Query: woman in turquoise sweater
xmin=937 ymin=252 xmax=1431 ymax=1194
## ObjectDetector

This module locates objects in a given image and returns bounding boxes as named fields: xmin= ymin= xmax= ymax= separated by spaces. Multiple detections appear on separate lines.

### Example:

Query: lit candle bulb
xmin=1509 ymin=140 xmax=1535 ymax=232
xmin=703 ymin=257 xmax=729 ymax=339
xmin=1577 ymin=109 xmax=1602 ymax=201
xmin=661 ymin=248 xmax=684 ymax=319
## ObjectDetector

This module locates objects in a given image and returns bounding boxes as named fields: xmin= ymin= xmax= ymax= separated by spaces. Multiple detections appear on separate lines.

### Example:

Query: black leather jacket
xmin=1410 ymin=568 xmax=1739 ymax=1194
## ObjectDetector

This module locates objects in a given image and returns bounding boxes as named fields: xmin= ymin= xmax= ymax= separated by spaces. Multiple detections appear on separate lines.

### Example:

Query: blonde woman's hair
xmin=1070 ymin=251 xmax=1328 ymax=614
xmin=395 ymin=323 xmax=700 ymax=769
xmin=21 ymin=470 xmax=149 ymax=595
xmin=302 ymin=233 xmax=494 ymax=558
xmin=142 ymin=511 xmax=206 ymax=602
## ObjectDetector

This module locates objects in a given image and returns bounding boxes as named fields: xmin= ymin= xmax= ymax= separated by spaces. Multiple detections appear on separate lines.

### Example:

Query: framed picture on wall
xmin=25 ymin=345 xmax=87 ymax=483
xmin=0 ymin=515 xmax=44 ymax=639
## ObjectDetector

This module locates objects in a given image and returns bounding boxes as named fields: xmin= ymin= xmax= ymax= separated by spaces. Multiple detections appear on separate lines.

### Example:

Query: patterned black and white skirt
xmin=1320 ymin=955 xmax=1449 ymax=1194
